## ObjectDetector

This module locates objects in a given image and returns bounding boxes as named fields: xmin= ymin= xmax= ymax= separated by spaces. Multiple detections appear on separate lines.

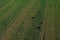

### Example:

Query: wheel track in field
xmin=37 ymin=0 xmax=48 ymax=40
xmin=54 ymin=0 xmax=60 ymax=40
xmin=42 ymin=0 xmax=57 ymax=40
xmin=47 ymin=0 xmax=57 ymax=40
xmin=0 ymin=0 xmax=38 ymax=40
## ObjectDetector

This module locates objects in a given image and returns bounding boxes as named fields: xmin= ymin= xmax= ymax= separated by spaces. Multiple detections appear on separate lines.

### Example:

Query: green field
xmin=0 ymin=0 xmax=60 ymax=40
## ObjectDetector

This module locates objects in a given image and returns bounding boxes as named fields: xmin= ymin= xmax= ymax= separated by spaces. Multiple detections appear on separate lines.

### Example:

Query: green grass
xmin=54 ymin=0 xmax=60 ymax=40
xmin=0 ymin=0 xmax=44 ymax=40
xmin=0 ymin=0 xmax=60 ymax=40
xmin=0 ymin=0 xmax=31 ymax=36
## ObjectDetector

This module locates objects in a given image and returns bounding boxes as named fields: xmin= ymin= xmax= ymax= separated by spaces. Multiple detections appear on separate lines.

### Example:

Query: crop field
xmin=0 ymin=0 xmax=60 ymax=40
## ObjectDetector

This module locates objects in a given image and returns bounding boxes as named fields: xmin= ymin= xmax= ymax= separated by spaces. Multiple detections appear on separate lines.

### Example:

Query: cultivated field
xmin=0 ymin=0 xmax=60 ymax=40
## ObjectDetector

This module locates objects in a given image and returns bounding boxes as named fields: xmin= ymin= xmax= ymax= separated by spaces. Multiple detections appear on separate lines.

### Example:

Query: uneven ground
xmin=0 ymin=0 xmax=60 ymax=40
